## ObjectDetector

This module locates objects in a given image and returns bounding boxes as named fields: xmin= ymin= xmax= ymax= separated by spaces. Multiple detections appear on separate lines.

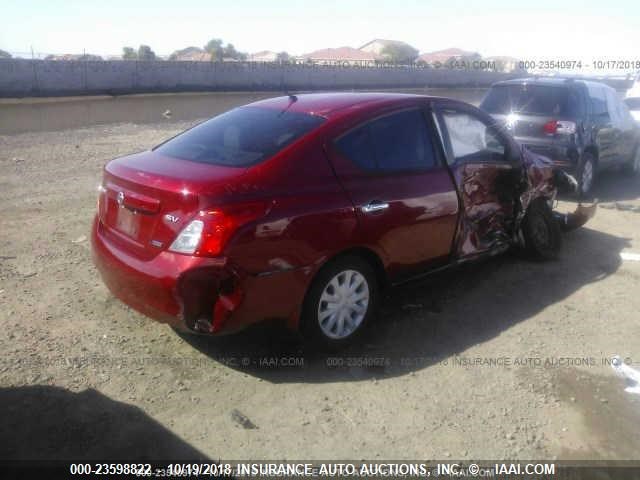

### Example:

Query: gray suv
xmin=480 ymin=77 xmax=640 ymax=194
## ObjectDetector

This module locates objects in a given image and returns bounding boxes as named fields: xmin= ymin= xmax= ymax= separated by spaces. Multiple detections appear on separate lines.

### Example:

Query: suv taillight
xmin=543 ymin=120 xmax=576 ymax=135
xmin=169 ymin=201 xmax=270 ymax=257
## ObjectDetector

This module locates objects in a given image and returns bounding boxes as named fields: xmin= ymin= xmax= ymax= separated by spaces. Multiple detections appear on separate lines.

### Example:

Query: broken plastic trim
xmin=611 ymin=355 xmax=640 ymax=395
xmin=553 ymin=169 xmax=579 ymax=193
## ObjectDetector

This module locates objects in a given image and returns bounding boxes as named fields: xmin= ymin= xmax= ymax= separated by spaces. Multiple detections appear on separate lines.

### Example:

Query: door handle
xmin=361 ymin=200 xmax=389 ymax=213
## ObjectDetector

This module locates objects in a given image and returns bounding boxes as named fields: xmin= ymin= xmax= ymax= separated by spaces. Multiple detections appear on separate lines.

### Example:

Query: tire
xmin=301 ymin=255 xmax=379 ymax=350
xmin=623 ymin=144 xmax=640 ymax=176
xmin=577 ymin=152 xmax=597 ymax=196
xmin=521 ymin=199 xmax=562 ymax=260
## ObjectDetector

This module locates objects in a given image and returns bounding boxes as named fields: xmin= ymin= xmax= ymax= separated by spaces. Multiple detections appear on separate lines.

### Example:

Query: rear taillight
xmin=169 ymin=220 xmax=204 ymax=254
xmin=169 ymin=202 xmax=269 ymax=257
xmin=542 ymin=120 xmax=576 ymax=135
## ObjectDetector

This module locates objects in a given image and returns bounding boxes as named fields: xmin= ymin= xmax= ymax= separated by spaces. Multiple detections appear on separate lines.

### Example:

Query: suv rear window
xmin=481 ymin=85 xmax=578 ymax=117
xmin=155 ymin=106 xmax=325 ymax=167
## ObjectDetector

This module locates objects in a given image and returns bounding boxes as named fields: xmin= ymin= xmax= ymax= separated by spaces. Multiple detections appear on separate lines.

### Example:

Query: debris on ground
xmin=231 ymin=409 xmax=258 ymax=429
xmin=611 ymin=356 xmax=640 ymax=395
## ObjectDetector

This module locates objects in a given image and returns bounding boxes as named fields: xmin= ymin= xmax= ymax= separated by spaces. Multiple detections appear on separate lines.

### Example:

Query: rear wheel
xmin=578 ymin=152 xmax=597 ymax=196
xmin=301 ymin=256 xmax=378 ymax=349
xmin=623 ymin=145 xmax=640 ymax=176
xmin=522 ymin=199 xmax=562 ymax=260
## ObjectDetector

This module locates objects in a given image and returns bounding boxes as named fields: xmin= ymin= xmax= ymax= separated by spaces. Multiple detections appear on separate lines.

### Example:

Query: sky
xmin=2 ymin=0 xmax=639 ymax=62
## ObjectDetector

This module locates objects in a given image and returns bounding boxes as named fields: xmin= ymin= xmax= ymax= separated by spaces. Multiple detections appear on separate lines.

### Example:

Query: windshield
xmin=481 ymin=85 xmax=574 ymax=116
xmin=155 ymin=106 xmax=325 ymax=166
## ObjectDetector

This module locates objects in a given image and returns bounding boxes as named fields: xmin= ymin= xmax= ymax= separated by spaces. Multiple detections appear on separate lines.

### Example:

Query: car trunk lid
xmin=98 ymin=150 xmax=247 ymax=259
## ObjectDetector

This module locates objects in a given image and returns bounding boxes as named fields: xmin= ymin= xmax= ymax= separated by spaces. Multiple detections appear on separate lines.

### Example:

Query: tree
xmin=223 ymin=44 xmax=247 ymax=61
xmin=204 ymin=38 xmax=247 ymax=61
xmin=0 ymin=49 xmax=11 ymax=59
xmin=276 ymin=51 xmax=290 ymax=62
xmin=204 ymin=38 xmax=224 ymax=61
xmin=224 ymin=43 xmax=238 ymax=59
xmin=122 ymin=47 xmax=137 ymax=60
xmin=137 ymin=45 xmax=156 ymax=61
xmin=380 ymin=43 xmax=419 ymax=64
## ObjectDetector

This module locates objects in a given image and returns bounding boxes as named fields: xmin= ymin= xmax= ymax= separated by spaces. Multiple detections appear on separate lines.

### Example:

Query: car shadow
xmin=179 ymin=225 xmax=629 ymax=384
xmin=0 ymin=385 xmax=209 ymax=461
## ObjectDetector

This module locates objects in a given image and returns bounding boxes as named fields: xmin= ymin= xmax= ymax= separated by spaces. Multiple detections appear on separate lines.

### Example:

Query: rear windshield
xmin=481 ymin=85 xmax=575 ymax=116
xmin=625 ymin=97 xmax=640 ymax=110
xmin=155 ymin=106 xmax=325 ymax=166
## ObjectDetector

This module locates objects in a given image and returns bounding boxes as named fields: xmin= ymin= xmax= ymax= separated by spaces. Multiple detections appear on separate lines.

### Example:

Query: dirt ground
xmin=1 ymin=119 xmax=640 ymax=461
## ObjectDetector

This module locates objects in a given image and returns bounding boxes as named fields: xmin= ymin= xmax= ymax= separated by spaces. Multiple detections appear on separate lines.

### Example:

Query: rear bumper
xmin=91 ymin=216 xmax=310 ymax=334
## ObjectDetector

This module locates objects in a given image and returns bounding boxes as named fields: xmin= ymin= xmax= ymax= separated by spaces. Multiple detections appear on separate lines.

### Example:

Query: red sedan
xmin=92 ymin=93 xmax=594 ymax=348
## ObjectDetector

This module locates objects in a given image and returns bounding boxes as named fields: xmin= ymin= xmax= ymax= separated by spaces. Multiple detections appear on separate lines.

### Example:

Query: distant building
xmin=416 ymin=48 xmax=479 ymax=65
xmin=247 ymin=50 xmax=279 ymax=62
xmin=44 ymin=54 xmax=103 ymax=61
xmin=169 ymin=47 xmax=212 ymax=62
xmin=299 ymin=46 xmax=381 ymax=66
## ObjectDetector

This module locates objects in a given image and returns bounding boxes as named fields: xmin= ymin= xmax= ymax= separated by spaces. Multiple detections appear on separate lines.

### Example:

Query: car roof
xmin=246 ymin=92 xmax=434 ymax=119
xmin=491 ymin=76 xmax=615 ymax=91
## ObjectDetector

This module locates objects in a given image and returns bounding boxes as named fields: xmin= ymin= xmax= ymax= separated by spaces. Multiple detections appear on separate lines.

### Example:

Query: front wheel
xmin=521 ymin=199 xmax=562 ymax=260
xmin=301 ymin=256 xmax=379 ymax=349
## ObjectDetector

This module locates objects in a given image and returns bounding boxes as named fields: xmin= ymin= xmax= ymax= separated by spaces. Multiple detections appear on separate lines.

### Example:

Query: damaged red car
xmin=92 ymin=93 xmax=596 ymax=348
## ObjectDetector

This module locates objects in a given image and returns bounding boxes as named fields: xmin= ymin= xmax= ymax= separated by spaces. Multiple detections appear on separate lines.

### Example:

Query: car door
xmin=432 ymin=100 xmax=521 ymax=258
xmin=588 ymin=84 xmax=618 ymax=169
xmin=326 ymin=106 xmax=459 ymax=279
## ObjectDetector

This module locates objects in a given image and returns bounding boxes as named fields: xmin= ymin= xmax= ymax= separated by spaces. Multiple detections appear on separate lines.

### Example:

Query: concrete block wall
xmin=0 ymin=58 xmax=630 ymax=97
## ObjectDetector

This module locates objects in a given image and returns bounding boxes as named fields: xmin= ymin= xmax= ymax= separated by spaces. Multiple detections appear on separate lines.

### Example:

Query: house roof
xmin=170 ymin=47 xmax=212 ymax=61
xmin=247 ymin=50 xmax=278 ymax=61
xmin=416 ymin=47 xmax=478 ymax=63
xmin=175 ymin=51 xmax=211 ymax=61
xmin=301 ymin=47 xmax=381 ymax=61
xmin=249 ymin=50 xmax=276 ymax=57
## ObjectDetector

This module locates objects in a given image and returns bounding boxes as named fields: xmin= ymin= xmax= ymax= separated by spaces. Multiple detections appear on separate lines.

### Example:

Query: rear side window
xmin=155 ymin=107 xmax=325 ymax=167
xmin=334 ymin=124 xmax=376 ymax=170
xmin=481 ymin=85 xmax=573 ymax=117
xmin=566 ymin=88 xmax=585 ymax=118
xmin=335 ymin=109 xmax=437 ymax=172
xmin=605 ymin=89 xmax=623 ymax=126
xmin=587 ymin=84 xmax=608 ymax=117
